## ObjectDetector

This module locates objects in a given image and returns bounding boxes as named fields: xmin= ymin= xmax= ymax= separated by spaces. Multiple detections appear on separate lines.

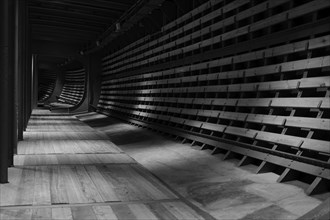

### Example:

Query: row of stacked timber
xmin=57 ymin=68 xmax=86 ymax=105
xmin=50 ymin=68 xmax=86 ymax=109
xmin=97 ymin=0 xmax=330 ymax=195
xmin=38 ymin=69 xmax=56 ymax=103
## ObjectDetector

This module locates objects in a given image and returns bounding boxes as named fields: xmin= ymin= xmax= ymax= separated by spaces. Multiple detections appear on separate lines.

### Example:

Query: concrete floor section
xmin=77 ymin=112 xmax=328 ymax=220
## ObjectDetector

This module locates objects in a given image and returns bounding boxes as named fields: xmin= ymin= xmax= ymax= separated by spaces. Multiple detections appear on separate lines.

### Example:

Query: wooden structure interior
xmin=0 ymin=0 xmax=329 ymax=219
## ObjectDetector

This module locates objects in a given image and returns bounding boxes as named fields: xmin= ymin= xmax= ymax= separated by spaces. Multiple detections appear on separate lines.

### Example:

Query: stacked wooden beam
xmin=38 ymin=69 xmax=56 ymax=103
xmin=97 ymin=0 xmax=330 ymax=195
xmin=57 ymin=68 xmax=86 ymax=106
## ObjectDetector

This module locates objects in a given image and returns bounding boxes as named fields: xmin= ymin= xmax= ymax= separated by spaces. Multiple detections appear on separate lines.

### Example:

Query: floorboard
xmin=18 ymin=140 xmax=122 ymax=154
xmin=0 ymin=109 xmax=211 ymax=220
xmin=14 ymin=154 xmax=134 ymax=165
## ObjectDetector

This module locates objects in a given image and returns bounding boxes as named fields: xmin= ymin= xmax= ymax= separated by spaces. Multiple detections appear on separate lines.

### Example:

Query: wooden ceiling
xmin=28 ymin=0 xmax=137 ymax=46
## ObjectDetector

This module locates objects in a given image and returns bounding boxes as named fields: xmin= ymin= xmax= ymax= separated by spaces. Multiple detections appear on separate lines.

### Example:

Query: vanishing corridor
xmin=0 ymin=109 xmax=212 ymax=220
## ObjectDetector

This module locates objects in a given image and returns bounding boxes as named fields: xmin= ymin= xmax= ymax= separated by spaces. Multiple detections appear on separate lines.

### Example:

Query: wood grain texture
xmin=92 ymin=205 xmax=118 ymax=220
xmin=14 ymin=154 xmax=134 ymax=166
xmin=51 ymin=207 xmax=73 ymax=220
xmin=0 ymin=201 xmax=208 ymax=220
xmin=1 ymin=109 xmax=210 ymax=220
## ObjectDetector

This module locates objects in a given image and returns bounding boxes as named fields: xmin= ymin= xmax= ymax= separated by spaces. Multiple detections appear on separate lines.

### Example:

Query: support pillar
xmin=8 ymin=0 xmax=16 ymax=167
xmin=17 ymin=0 xmax=26 ymax=140
xmin=0 ymin=0 xmax=12 ymax=183
xmin=15 ymin=0 xmax=22 ymax=142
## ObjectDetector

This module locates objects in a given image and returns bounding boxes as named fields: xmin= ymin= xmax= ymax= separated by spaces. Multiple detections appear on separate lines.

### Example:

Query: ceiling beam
xmin=29 ymin=13 xmax=110 ymax=27
xmin=87 ymin=0 xmax=166 ymax=54
xmin=29 ymin=1 xmax=125 ymax=15
xmin=30 ymin=0 xmax=131 ymax=11
xmin=32 ymin=36 xmax=86 ymax=44
xmin=32 ymin=24 xmax=100 ymax=34
xmin=31 ymin=34 xmax=91 ymax=44
xmin=28 ymin=0 xmax=138 ymax=55
xmin=68 ymin=0 xmax=133 ymax=10
xmin=29 ymin=6 xmax=116 ymax=22
xmin=32 ymin=31 xmax=89 ymax=44
xmin=31 ymin=34 xmax=99 ymax=43
xmin=31 ymin=19 xmax=104 ymax=32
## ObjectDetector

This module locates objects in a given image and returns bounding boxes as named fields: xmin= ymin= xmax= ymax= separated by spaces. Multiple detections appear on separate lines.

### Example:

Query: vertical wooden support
xmin=17 ymin=0 xmax=25 ymax=140
xmin=256 ymin=161 xmax=277 ymax=174
xmin=238 ymin=155 xmax=253 ymax=167
xmin=7 ymin=0 xmax=16 ymax=167
xmin=223 ymin=151 xmax=237 ymax=160
xmin=0 ymin=0 xmax=10 ymax=183
xmin=26 ymin=23 xmax=32 ymax=127
xmin=306 ymin=177 xmax=329 ymax=195
xmin=14 ymin=0 xmax=20 ymax=146
xmin=200 ymin=143 xmax=208 ymax=150
xmin=211 ymin=147 xmax=219 ymax=155
xmin=32 ymin=54 xmax=38 ymax=109
xmin=22 ymin=0 xmax=28 ymax=132
xmin=277 ymin=168 xmax=299 ymax=183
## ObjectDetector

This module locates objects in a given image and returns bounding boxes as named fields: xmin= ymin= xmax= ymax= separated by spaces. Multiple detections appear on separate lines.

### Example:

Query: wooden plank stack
xmin=97 ymin=0 xmax=330 ymax=195
xmin=38 ymin=69 xmax=56 ymax=103
xmin=57 ymin=68 xmax=86 ymax=106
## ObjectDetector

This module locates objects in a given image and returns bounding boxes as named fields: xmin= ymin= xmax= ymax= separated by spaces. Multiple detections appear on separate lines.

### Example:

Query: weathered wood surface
xmin=0 ymin=201 xmax=206 ymax=220
xmin=0 ymin=110 xmax=211 ymax=220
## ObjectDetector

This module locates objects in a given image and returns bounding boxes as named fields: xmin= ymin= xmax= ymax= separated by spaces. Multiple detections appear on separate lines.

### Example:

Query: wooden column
xmin=17 ymin=0 xmax=25 ymax=140
xmin=32 ymin=54 xmax=39 ymax=109
xmin=0 ymin=0 xmax=12 ymax=183
xmin=7 ymin=0 xmax=16 ymax=167
xmin=17 ymin=0 xmax=27 ymax=139
xmin=26 ymin=19 xmax=32 ymax=127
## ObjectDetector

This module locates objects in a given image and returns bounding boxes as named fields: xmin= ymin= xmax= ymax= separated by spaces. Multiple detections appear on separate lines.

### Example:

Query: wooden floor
xmin=0 ymin=109 xmax=212 ymax=220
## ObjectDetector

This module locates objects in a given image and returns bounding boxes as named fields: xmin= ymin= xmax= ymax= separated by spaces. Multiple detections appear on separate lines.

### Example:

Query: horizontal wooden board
xmin=0 ymin=165 xmax=177 ymax=207
xmin=23 ymin=131 xmax=109 ymax=140
xmin=18 ymin=140 xmax=122 ymax=155
xmin=0 ymin=201 xmax=208 ymax=220
xmin=14 ymin=154 xmax=135 ymax=166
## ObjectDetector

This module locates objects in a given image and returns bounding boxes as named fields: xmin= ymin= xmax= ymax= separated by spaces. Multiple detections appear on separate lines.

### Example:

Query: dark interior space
xmin=0 ymin=0 xmax=329 ymax=219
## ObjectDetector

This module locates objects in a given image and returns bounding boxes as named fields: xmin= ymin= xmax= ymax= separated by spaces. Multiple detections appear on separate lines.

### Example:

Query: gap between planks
xmin=0 ymin=199 xmax=181 ymax=210
xmin=13 ymin=163 xmax=138 ymax=167
xmin=16 ymin=153 xmax=127 ymax=155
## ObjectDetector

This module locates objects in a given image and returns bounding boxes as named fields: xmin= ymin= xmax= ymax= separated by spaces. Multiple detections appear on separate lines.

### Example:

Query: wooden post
xmin=7 ymin=0 xmax=16 ymax=167
xmin=17 ymin=0 xmax=25 ymax=140
xmin=0 ymin=0 xmax=10 ymax=183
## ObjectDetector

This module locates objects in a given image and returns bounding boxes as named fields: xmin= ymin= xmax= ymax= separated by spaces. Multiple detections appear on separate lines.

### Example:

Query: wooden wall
xmin=97 ymin=0 xmax=330 ymax=195
xmin=38 ymin=69 xmax=56 ymax=103
xmin=57 ymin=68 xmax=86 ymax=106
